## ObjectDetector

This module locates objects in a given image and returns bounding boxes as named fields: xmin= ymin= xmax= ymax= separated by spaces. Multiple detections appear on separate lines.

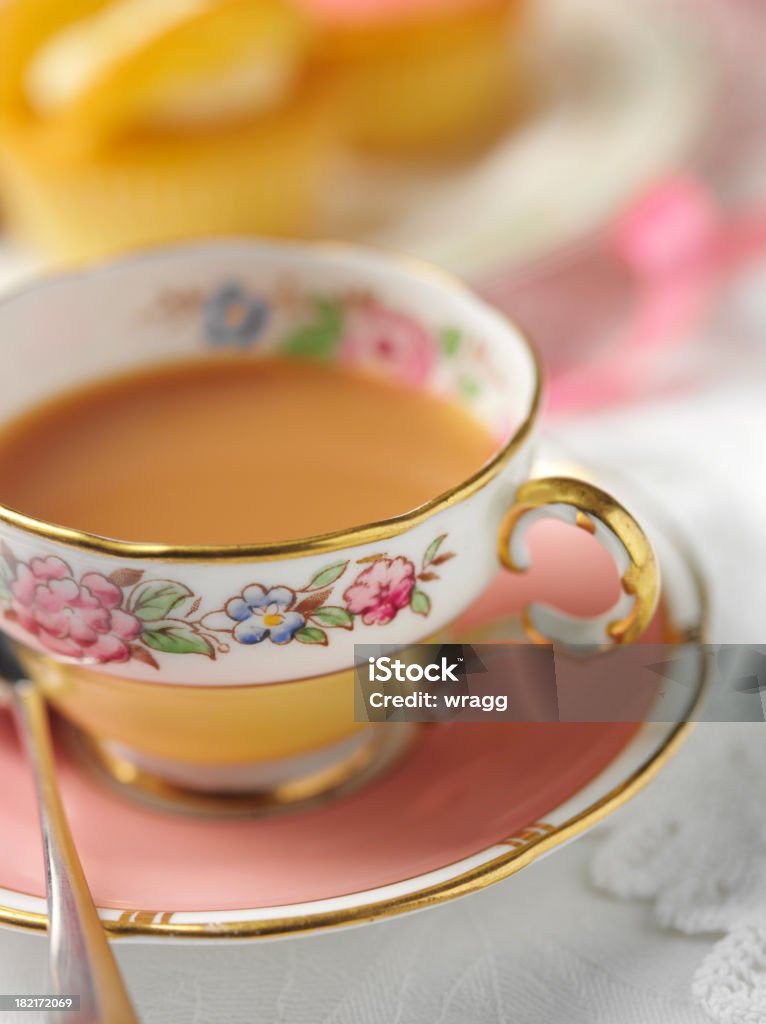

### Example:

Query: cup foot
xmin=59 ymin=721 xmax=417 ymax=818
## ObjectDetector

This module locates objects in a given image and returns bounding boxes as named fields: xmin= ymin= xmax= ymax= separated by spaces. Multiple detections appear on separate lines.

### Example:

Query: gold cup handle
xmin=498 ymin=477 xmax=661 ymax=648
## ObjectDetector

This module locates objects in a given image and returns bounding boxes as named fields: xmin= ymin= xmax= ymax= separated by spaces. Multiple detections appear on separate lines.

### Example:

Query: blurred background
xmin=0 ymin=0 xmax=764 ymax=414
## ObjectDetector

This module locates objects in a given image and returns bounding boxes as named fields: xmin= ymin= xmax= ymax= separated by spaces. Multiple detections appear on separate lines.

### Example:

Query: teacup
xmin=0 ymin=240 xmax=659 ymax=805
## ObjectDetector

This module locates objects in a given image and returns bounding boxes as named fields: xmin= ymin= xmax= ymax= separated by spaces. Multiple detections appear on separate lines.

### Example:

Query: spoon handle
xmin=12 ymin=682 xmax=140 ymax=1024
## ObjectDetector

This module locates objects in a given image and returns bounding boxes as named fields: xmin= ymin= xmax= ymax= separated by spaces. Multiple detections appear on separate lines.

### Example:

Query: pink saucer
xmin=0 ymin=506 xmax=707 ymax=940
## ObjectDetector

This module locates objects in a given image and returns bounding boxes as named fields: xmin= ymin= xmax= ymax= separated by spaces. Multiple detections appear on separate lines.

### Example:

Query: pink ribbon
xmin=483 ymin=174 xmax=766 ymax=415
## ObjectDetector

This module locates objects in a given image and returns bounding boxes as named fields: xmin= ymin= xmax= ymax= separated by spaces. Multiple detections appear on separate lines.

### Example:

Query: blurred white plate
xmin=330 ymin=0 xmax=718 ymax=277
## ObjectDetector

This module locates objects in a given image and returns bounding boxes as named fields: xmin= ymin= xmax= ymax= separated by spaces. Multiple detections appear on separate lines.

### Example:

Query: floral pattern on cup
xmin=224 ymin=585 xmax=307 ymax=646
xmin=146 ymin=280 xmax=480 ymax=397
xmin=338 ymin=300 xmax=438 ymax=386
xmin=341 ymin=534 xmax=454 ymax=626
xmin=1 ymin=552 xmax=142 ymax=664
xmin=204 ymin=282 xmax=270 ymax=347
xmin=344 ymin=557 xmax=416 ymax=625
xmin=0 ymin=535 xmax=455 ymax=666
xmin=203 ymin=560 xmax=353 ymax=650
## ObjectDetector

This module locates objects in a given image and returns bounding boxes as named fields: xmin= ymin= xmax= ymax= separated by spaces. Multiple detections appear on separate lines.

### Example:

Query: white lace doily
xmin=593 ymin=725 xmax=766 ymax=1024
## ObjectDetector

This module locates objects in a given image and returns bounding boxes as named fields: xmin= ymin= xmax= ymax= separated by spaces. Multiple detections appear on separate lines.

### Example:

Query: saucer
xmin=0 ymin=471 xmax=707 ymax=943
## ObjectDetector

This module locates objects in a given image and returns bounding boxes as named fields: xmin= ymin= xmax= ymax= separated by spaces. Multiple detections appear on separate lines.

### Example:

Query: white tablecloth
xmin=0 ymin=255 xmax=764 ymax=1023
xmin=2 ymin=830 xmax=720 ymax=1024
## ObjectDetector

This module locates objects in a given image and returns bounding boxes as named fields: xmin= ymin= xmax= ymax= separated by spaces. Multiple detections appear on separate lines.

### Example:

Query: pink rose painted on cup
xmin=339 ymin=301 xmax=437 ymax=386
xmin=0 ymin=531 xmax=454 ymax=666
xmin=8 ymin=556 xmax=142 ymax=663
xmin=344 ymin=557 xmax=417 ymax=626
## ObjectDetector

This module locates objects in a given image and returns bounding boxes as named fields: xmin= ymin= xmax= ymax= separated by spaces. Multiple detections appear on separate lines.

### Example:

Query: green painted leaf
xmin=458 ymin=375 xmax=481 ymax=399
xmin=306 ymin=560 xmax=349 ymax=591
xmin=295 ymin=626 xmax=328 ymax=645
xmin=311 ymin=606 xmax=354 ymax=630
xmin=281 ymin=299 xmax=343 ymax=360
xmin=410 ymin=588 xmax=431 ymax=616
xmin=141 ymin=623 xmax=214 ymax=658
xmin=423 ymin=534 xmax=447 ymax=566
xmin=440 ymin=327 xmax=462 ymax=356
xmin=130 ymin=580 xmax=193 ymax=621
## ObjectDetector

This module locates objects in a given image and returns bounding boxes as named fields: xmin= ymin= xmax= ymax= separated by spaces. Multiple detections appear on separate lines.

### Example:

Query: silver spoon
xmin=0 ymin=633 xmax=140 ymax=1024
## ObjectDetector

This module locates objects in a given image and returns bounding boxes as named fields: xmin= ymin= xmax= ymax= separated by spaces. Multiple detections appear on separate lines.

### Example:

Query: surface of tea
xmin=0 ymin=358 xmax=497 ymax=544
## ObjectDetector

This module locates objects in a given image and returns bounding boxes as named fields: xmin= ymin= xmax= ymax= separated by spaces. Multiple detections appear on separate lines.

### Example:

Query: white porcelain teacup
xmin=0 ymin=240 xmax=659 ymax=803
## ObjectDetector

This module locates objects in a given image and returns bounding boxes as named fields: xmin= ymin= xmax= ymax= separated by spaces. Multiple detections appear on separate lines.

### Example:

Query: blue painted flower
xmin=204 ymin=282 xmax=269 ymax=347
xmin=225 ymin=585 xmax=305 ymax=645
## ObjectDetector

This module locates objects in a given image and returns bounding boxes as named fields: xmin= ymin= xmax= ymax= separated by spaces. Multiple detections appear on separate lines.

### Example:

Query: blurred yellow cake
xmin=0 ymin=0 xmax=335 ymax=263
xmin=301 ymin=0 xmax=525 ymax=155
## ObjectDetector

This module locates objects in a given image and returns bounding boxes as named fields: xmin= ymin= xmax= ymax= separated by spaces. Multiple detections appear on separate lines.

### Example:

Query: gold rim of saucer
xmin=0 ymin=238 xmax=543 ymax=562
xmin=61 ymin=721 xmax=417 ymax=819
